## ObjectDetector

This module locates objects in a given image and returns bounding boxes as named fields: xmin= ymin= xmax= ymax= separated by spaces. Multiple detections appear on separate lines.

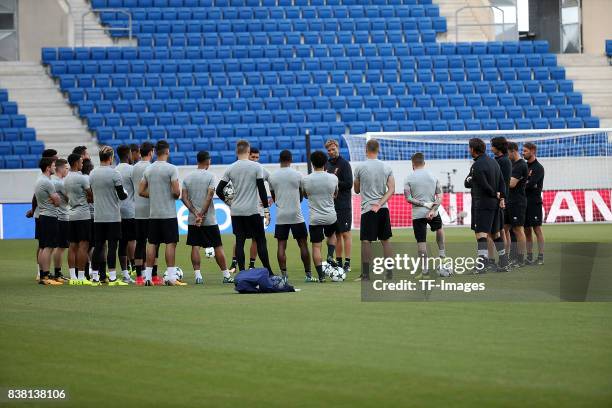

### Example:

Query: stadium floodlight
xmin=344 ymin=128 xmax=612 ymax=227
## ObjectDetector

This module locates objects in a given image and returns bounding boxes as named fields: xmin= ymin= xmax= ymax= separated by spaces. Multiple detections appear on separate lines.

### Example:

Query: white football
xmin=322 ymin=262 xmax=335 ymax=277
xmin=223 ymin=184 xmax=235 ymax=205
xmin=331 ymin=266 xmax=346 ymax=282
xmin=164 ymin=267 xmax=184 ymax=281
xmin=438 ymin=262 xmax=454 ymax=277
xmin=205 ymin=247 xmax=215 ymax=258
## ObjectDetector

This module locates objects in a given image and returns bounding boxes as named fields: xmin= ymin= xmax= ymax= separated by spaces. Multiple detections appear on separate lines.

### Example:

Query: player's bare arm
xmin=171 ymin=179 xmax=181 ymax=199
xmin=372 ymin=175 xmax=395 ymax=212
xmin=199 ymin=188 xmax=215 ymax=221
xmin=138 ymin=178 xmax=149 ymax=198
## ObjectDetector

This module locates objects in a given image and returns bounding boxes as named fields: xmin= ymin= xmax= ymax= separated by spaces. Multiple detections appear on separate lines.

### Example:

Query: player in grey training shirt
xmin=131 ymin=142 xmax=154 ymax=284
xmin=404 ymin=153 xmax=447 ymax=275
xmin=89 ymin=146 xmax=128 ymax=285
xmin=216 ymin=139 xmax=274 ymax=275
xmin=51 ymin=159 xmax=70 ymax=281
xmin=116 ymin=145 xmax=136 ymax=283
xmin=34 ymin=157 xmax=62 ymax=285
xmin=354 ymin=139 xmax=395 ymax=280
xmin=139 ymin=140 xmax=183 ymax=285
xmin=64 ymin=153 xmax=92 ymax=283
xmin=269 ymin=150 xmax=311 ymax=281
xmin=181 ymin=151 xmax=232 ymax=285
xmin=301 ymin=151 xmax=338 ymax=282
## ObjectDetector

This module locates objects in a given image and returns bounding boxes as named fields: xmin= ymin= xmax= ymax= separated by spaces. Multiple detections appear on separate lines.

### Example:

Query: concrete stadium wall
xmin=1 ymin=157 xmax=611 ymax=203
xmin=18 ymin=0 xmax=73 ymax=62
xmin=581 ymin=0 xmax=612 ymax=55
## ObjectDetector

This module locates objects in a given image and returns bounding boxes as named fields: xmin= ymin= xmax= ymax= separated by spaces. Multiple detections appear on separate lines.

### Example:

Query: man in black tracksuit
xmin=489 ymin=137 xmax=512 ymax=271
xmin=523 ymin=142 xmax=545 ymax=265
xmin=324 ymin=139 xmax=353 ymax=273
xmin=464 ymin=138 xmax=506 ymax=273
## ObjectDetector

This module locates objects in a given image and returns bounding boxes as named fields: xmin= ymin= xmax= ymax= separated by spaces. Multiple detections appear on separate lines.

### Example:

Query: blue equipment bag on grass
xmin=234 ymin=268 xmax=295 ymax=293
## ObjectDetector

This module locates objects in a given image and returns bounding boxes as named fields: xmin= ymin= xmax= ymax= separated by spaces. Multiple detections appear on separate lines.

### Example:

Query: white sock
xmin=439 ymin=249 xmax=446 ymax=258
xmin=78 ymin=269 xmax=85 ymax=280
xmin=167 ymin=266 xmax=176 ymax=282
xmin=194 ymin=269 xmax=202 ymax=279
xmin=92 ymin=270 xmax=99 ymax=281
xmin=122 ymin=269 xmax=130 ymax=279
xmin=144 ymin=267 xmax=152 ymax=281
xmin=69 ymin=268 xmax=77 ymax=280
xmin=109 ymin=270 xmax=117 ymax=281
xmin=223 ymin=269 xmax=230 ymax=278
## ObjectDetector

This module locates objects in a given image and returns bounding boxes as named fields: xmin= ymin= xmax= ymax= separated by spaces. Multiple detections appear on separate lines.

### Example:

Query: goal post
xmin=343 ymin=128 xmax=612 ymax=227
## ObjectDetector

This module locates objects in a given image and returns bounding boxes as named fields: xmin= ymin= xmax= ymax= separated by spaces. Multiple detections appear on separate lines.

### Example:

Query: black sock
xmin=39 ymin=269 xmax=43 ymax=278
xmin=249 ymin=258 xmax=256 ymax=269
xmin=517 ymin=253 xmax=524 ymax=263
xmin=344 ymin=258 xmax=351 ymax=267
xmin=362 ymin=262 xmax=370 ymax=278
xmin=336 ymin=257 xmax=343 ymax=265
xmin=477 ymin=237 xmax=488 ymax=261
xmin=135 ymin=265 xmax=142 ymax=277
xmin=152 ymin=265 xmax=158 ymax=276
xmin=230 ymin=257 xmax=237 ymax=268
xmin=538 ymin=253 xmax=544 ymax=259
xmin=281 ymin=269 xmax=287 ymax=278
xmin=327 ymin=244 xmax=335 ymax=260
xmin=41 ymin=271 xmax=50 ymax=280
xmin=100 ymin=262 xmax=107 ymax=281
xmin=54 ymin=267 xmax=61 ymax=277
xmin=315 ymin=265 xmax=324 ymax=280
xmin=305 ymin=269 xmax=312 ymax=278
xmin=84 ymin=263 xmax=90 ymax=280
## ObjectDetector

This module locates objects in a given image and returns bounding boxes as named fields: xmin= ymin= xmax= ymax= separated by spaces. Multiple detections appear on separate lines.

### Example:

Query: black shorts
xmin=120 ymin=218 xmax=137 ymax=241
xmin=69 ymin=219 xmax=91 ymax=243
xmin=309 ymin=223 xmax=337 ymax=243
xmin=335 ymin=208 xmax=352 ymax=233
xmin=275 ymin=222 xmax=308 ymax=241
xmin=187 ymin=224 xmax=222 ymax=248
xmin=471 ymin=208 xmax=501 ymax=234
xmin=231 ymin=214 xmax=265 ymax=239
xmin=37 ymin=215 xmax=58 ymax=249
xmin=57 ymin=220 xmax=70 ymax=248
xmin=360 ymin=208 xmax=393 ymax=242
xmin=135 ymin=218 xmax=148 ymax=242
xmin=412 ymin=214 xmax=443 ymax=243
xmin=34 ymin=217 xmax=40 ymax=239
xmin=94 ymin=222 xmax=122 ymax=245
xmin=505 ymin=203 xmax=526 ymax=227
xmin=524 ymin=202 xmax=543 ymax=227
xmin=89 ymin=219 xmax=95 ymax=245
xmin=148 ymin=218 xmax=179 ymax=245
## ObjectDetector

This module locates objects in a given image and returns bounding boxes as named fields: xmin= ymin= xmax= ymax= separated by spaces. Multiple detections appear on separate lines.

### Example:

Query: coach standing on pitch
xmin=324 ymin=139 xmax=353 ymax=274
xmin=464 ymin=138 xmax=506 ymax=273
xmin=523 ymin=142 xmax=545 ymax=265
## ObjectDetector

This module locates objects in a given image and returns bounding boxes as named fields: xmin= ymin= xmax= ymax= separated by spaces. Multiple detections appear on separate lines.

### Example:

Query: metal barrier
xmin=454 ymin=5 xmax=516 ymax=42
xmin=81 ymin=8 xmax=132 ymax=46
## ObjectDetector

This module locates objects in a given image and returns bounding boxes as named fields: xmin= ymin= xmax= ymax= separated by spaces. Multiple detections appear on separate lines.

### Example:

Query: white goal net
xmin=344 ymin=128 xmax=612 ymax=227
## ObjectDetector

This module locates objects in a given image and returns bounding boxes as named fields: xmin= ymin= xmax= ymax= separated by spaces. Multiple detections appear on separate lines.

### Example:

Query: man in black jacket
xmin=325 ymin=139 xmax=353 ymax=273
xmin=464 ymin=138 xmax=506 ymax=273
xmin=488 ymin=137 xmax=512 ymax=271
xmin=523 ymin=142 xmax=545 ymax=265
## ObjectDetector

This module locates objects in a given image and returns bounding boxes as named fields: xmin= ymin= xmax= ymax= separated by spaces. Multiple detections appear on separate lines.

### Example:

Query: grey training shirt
xmin=51 ymin=176 xmax=70 ymax=221
xmin=34 ymin=175 xmax=57 ymax=218
xmin=143 ymin=160 xmax=179 ymax=219
xmin=354 ymin=159 xmax=393 ymax=214
xmin=404 ymin=169 xmax=440 ymax=220
xmin=182 ymin=169 xmax=217 ymax=226
xmin=221 ymin=159 xmax=265 ymax=217
xmin=132 ymin=160 xmax=150 ymax=219
xmin=116 ymin=162 xmax=135 ymax=219
xmin=64 ymin=171 xmax=91 ymax=221
xmin=268 ymin=167 xmax=304 ymax=225
xmin=301 ymin=171 xmax=338 ymax=226
xmin=90 ymin=166 xmax=123 ymax=223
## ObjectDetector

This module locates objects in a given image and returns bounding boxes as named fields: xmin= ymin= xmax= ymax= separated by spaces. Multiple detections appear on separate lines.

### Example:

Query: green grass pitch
xmin=1 ymin=224 xmax=611 ymax=407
